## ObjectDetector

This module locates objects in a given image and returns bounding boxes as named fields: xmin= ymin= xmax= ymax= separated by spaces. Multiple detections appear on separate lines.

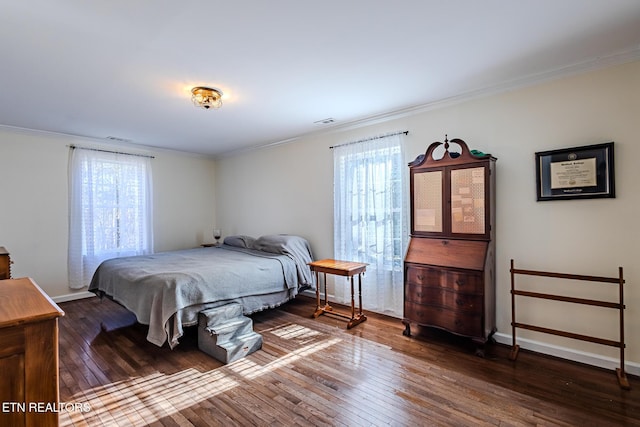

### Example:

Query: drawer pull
xmin=417 ymin=274 xmax=424 ymax=280
xmin=416 ymin=292 xmax=423 ymax=298
xmin=455 ymin=298 xmax=465 ymax=306
xmin=455 ymin=279 xmax=465 ymax=286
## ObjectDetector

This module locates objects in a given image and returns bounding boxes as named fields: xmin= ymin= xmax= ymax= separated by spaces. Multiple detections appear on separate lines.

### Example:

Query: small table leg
xmin=323 ymin=272 xmax=331 ymax=309
xmin=358 ymin=272 xmax=363 ymax=317
xmin=313 ymin=271 xmax=333 ymax=318
xmin=350 ymin=276 xmax=355 ymax=319
xmin=347 ymin=272 xmax=367 ymax=329
xmin=313 ymin=271 xmax=323 ymax=318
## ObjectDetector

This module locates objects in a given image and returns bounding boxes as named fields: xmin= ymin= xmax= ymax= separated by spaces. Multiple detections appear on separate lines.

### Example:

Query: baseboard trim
xmin=53 ymin=291 xmax=96 ymax=303
xmin=494 ymin=332 xmax=640 ymax=377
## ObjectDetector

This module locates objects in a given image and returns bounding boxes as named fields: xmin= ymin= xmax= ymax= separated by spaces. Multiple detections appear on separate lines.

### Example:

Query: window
xmin=68 ymin=148 xmax=153 ymax=289
xmin=333 ymin=132 xmax=407 ymax=316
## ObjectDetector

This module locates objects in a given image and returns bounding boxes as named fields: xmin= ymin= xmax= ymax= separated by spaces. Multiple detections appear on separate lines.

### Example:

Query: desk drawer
xmin=443 ymin=271 xmax=482 ymax=294
xmin=405 ymin=266 xmax=441 ymax=287
xmin=405 ymin=284 xmax=482 ymax=312
xmin=406 ymin=265 xmax=482 ymax=294
xmin=404 ymin=301 xmax=482 ymax=337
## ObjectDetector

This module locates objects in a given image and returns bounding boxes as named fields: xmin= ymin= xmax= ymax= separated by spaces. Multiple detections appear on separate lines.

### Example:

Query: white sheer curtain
xmin=333 ymin=132 xmax=408 ymax=317
xmin=68 ymin=147 xmax=153 ymax=289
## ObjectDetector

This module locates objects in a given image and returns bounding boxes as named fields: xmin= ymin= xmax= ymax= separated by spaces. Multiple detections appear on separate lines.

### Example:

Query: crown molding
xmin=335 ymin=45 xmax=640 ymax=132
xmin=220 ymin=46 xmax=640 ymax=158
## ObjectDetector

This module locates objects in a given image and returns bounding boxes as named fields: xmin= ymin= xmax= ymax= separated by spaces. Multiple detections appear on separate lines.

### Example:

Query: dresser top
xmin=0 ymin=277 xmax=64 ymax=328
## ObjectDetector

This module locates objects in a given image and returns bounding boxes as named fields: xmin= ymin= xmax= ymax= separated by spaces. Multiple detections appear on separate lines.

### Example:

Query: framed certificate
xmin=535 ymin=142 xmax=615 ymax=201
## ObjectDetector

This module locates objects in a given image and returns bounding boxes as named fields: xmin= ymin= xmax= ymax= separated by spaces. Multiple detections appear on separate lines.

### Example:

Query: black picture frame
xmin=535 ymin=142 xmax=615 ymax=201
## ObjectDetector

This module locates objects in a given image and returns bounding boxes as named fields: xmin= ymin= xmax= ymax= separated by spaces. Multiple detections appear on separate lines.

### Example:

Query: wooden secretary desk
xmin=403 ymin=137 xmax=496 ymax=356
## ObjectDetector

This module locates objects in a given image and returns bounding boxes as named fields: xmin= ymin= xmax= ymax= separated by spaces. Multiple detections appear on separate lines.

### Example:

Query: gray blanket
xmin=89 ymin=237 xmax=313 ymax=348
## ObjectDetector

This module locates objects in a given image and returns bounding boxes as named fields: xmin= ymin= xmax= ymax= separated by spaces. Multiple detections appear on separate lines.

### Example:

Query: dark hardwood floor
xmin=57 ymin=295 xmax=638 ymax=426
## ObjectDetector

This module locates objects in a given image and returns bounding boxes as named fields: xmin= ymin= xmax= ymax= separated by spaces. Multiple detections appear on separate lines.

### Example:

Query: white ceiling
xmin=1 ymin=1 xmax=640 ymax=157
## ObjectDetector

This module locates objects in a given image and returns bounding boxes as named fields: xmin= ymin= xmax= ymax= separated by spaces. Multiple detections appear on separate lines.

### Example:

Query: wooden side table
xmin=308 ymin=259 xmax=368 ymax=329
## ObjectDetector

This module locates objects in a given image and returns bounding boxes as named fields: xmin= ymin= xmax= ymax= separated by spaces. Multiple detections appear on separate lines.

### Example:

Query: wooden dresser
xmin=0 ymin=277 xmax=65 ymax=427
xmin=403 ymin=137 xmax=496 ymax=356
xmin=0 ymin=246 xmax=11 ymax=279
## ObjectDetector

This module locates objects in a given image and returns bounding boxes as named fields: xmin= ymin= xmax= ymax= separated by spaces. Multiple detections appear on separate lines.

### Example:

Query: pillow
xmin=223 ymin=235 xmax=256 ymax=248
xmin=253 ymin=234 xmax=315 ymax=287
xmin=253 ymin=235 xmax=313 ymax=261
xmin=253 ymin=234 xmax=298 ymax=254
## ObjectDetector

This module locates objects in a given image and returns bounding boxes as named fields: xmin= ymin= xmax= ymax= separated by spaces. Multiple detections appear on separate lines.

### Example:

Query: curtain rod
xmin=329 ymin=131 xmax=408 ymax=149
xmin=69 ymin=145 xmax=155 ymax=159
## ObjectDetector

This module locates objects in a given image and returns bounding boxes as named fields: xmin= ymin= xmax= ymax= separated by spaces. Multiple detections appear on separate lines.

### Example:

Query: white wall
xmin=0 ymin=128 xmax=217 ymax=300
xmin=215 ymin=60 xmax=640 ymax=371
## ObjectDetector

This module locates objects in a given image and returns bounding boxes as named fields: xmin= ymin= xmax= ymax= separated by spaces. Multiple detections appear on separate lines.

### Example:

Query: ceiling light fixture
xmin=191 ymin=86 xmax=223 ymax=110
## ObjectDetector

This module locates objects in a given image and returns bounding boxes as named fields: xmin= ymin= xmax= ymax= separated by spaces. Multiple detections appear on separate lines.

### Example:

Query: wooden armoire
xmin=403 ymin=137 xmax=496 ymax=356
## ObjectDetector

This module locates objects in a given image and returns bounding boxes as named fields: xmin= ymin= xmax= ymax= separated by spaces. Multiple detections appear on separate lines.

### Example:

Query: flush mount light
xmin=191 ymin=86 xmax=223 ymax=110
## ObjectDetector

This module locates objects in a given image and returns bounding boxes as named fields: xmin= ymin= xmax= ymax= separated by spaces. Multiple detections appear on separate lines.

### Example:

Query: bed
xmin=88 ymin=234 xmax=314 ymax=349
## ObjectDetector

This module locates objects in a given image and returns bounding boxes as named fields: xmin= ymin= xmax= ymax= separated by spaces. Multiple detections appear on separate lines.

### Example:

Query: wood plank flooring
xmin=57 ymin=296 xmax=638 ymax=426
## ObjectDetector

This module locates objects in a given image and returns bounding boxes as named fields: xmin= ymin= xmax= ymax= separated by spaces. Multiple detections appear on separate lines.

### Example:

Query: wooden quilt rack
xmin=509 ymin=259 xmax=629 ymax=390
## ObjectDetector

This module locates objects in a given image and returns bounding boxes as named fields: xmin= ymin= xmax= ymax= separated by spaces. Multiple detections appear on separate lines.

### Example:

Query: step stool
xmin=198 ymin=303 xmax=263 ymax=364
